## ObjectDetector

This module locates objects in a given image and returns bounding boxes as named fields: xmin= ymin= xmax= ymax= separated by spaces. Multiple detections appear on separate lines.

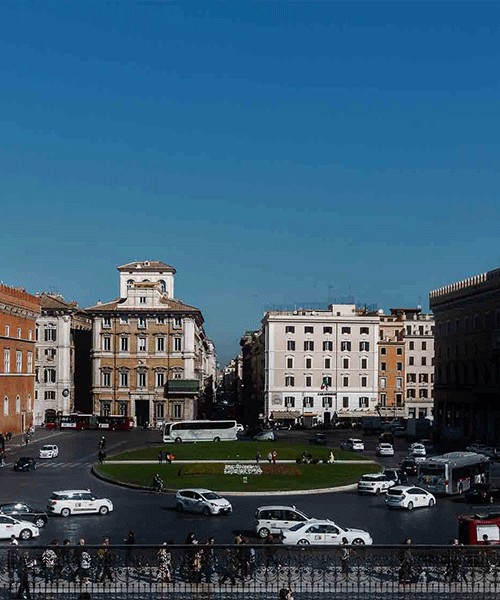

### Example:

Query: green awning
xmin=167 ymin=379 xmax=200 ymax=395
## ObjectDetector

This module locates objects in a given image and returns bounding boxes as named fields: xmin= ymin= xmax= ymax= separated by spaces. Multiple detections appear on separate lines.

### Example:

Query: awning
xmin=270 ymin=411 xmax=301 ymax=420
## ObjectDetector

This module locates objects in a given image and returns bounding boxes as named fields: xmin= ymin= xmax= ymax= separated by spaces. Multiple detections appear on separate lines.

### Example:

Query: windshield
xmin=419 ymin=465 xmax=445 ymax=476
xmin=387 ymin=488 xmax=404 ymax=496
xmin=289 ymin=522 xmax=306 ymax=532
xmin=203 ymin=492 xmax=221 ymax=500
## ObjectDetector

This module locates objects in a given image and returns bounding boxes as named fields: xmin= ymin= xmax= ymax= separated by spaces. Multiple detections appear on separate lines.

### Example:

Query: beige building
xmin=430 ymin=268 xmax=500 ymax=445
xmin=262 ymin=305 xmax=379 ymax=426
xmin=85 ymin=261 xmax=216 ymax=427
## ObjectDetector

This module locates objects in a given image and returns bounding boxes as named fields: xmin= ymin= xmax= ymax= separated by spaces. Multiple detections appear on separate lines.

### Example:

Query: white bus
xmin=417 ymin=451 xmax=490 ymax=496
xmin=162 ymin=420 xmax=238 ymax=443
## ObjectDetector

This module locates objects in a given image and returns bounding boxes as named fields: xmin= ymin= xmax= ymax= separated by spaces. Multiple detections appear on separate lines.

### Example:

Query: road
xmin=1 ymin=427 xmax=498 ymax=547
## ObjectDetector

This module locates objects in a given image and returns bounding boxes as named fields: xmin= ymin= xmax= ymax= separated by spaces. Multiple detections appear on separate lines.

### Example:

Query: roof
xmin=39 ymin=293 xmax=78 ymax=311
xmin=117 ymin=261 xmax=176 ymax=274
xmin=84 ymin=296 xmax=202 ymax=316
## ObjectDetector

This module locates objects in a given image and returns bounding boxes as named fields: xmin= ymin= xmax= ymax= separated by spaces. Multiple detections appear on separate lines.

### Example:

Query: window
xmin=157 ymin=316 xmax=166 ymax=325
xmin=323 ymin=340 xmax=333 ymax=351
xmin=139 ymin=296 xmax=147 ymax=304
xmin=322 ymin=375 xmax=332 ymax=387
xmin=409 ymin=356 xmax=414 ymax=366
xmin=421 ymin=356 xmax=427 ymax=366
xmin=17 ymin=327 xmax=21 ymax=339
xmin=343 ymin=358 xmax=349 ymax=369
xmin=360 ymin=327 xmax=369 ymax=335
xmin=322 ymin=396 xmax=333 ymax=408
xmin=342 ymin=396 xmax=349 ymax=408
xmin=341 ymin=326 xmax=351 ymax=334
xmin=422 ymin=341 xmax=427 ymax=350
xmin=173 ymin=317 xmax=182 ymax=328
xmin=419 ymin=389 xmax=428 ymax=399
xmin=305 ymin=376 xmax=312 ymax=387
xmin=286 ymin=357 xmax=293 ymax=369
xmin=45 ymin=348 xmax=56 ymax=360
xmin=304 ymin=340 xmax=314 ymax=351
xmin=173 ymin=404 xmax=182 ymax=419
xmin=103 ymin=317 xmax=111 ymax=329
xmin=138 ymin=337 xmax=147 ymax=352
xmin=15 ymin=396 xmax=20 ymax=414
xmin=287 ymin=340 xmax=296 ymax=351
xmin=341 ymin=341 xmax=351 ymax=351
xmin=3 ymin=396 xmax=8 ymax=416
xmin=28 ymin=330 xmax=32 ymax=341
xmin=174 ymin=337 xmax=182 ymax=352
xmin=396 ymin=394 xmax=403 ymax=406
xmin=361 ymin=358 xmax=367 ymax=369
xmin=397 ymin=362 xmax=403 ymax=371
xmin=342 ymin=376 xmax=349 ymax=387
xmin=119 ymin=371 xmax=129 ymax=387
xmin=44 ymin=325 xmax=57 ymax=341
xmin=5 ymin=325 xmax=9 ymax=337
xmin=380 ymin=362 xmax=386 ymax=371
xmin=137 ymin=371 xmax=147 ymax=388
xmin=380 ymin=377 xmax=387 ymax=388
xmin=27 ymin=351 xmax=33 ymax=374
xmin=16 ymin=351 xmax=22 ymax=373
xmin=285 ymin=396 xmax=295 ymax=408
xmin=156 ymin=403 xmax=164 ymax=419
xmin=172 ymin=369 xmax=183 ymax=380
xmin=27 ymin=394 xmax=31 ymax=412
xmin=305 ymin=357 xmax=312 ymax=369
xmin=44 ymin=391 xmax=56 ymax=401
xmin=396 ymin=377 xmax=403 ymax=389
xmin=119 ymin=315 xmax=129 ymax=324
xmin=396 ymin=347 xmax=403 ymax=355
xmin=285 ymin=376 xmax=295 ymax=387
xmin=323 ymin=326 xmax=332 ymax=334
xmin=44 ymin=368 xmax=56 ymax=383
xmin=380 ymin=347 xmax=386 ymax=355
xmin=156 ymin=337 xmax=165 ymax=352
xmin=361 ymin=376 xmax=367 ymax=387
xmin=303 ymin=397 xmax=314 ymax=408
xmin=102 ymin=371 xmax=111 ymax=387
xmin=156 ymin=372 xmax=165 ymax=388
xmin=324 ymin=358 xmax=331 ymax=369
xmin=407 ymin=389 xmax=416 ymax=399
xmin=359 ymin=341 xmax=369 ymax=351
xmin=138 ymin=317 xmax=147 ymax=329
xmin=304 ymin=326 xmax=314 ymax=334
xmin=359 ymin=397 xmax=369 ymax=408
xmin=285 ymin=326 xmax=295 ymax=334
xmin=409 ymin=341 xmax=415 ymax=350
xmin=380 ymin=393 xmax=387 ymax=406
xmin=120 ymin=336 xmax=129 ymax=352
xmin=102 ymin=336 xmax=111 ymax=351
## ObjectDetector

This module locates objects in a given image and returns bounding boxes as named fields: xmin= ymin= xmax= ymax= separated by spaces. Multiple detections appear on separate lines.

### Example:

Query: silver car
xmin=175 ymin=488 xmax=232 ymax=516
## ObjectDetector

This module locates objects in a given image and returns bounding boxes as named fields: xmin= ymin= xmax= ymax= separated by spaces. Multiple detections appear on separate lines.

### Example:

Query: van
xmin=254 ymin=505 xmax=311 ymax=539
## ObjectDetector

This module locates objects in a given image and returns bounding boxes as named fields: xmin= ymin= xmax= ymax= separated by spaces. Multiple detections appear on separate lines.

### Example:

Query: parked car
xmin=357 ymin=473 xmax=395 ymax=495
xmin=47 ymin=490 xmax=113 ymax=517
xmin=340 ymin=438 xmax=364 ymax=451
xmin=13 ymin=457 xmax=37 ymax=472
xmin=0 ymin=514 xmax=40 ymax=540
xmin=236 ymin=424 xmax=245 ymax=433
xmin=0 ymin=502 xmax=48 ymax=528
xmin=281 ymin=519 xmax=373 ymax=546
xmin=376 ymin=443 xmax=395 ymax=457
xmin=254 ymin=505 xmax=311 ymax=539
xmin=385 ymin=486 xmax=436 ymax=510
xmin=309 ymin=433 xmax=328 ymax=446
xmin=400 ymin=458 xmax=418 ymax=477
xmin=254 ymin=430 xmax=275 ymax=442
xmin=39 ymin=444 xmax=59 ymax=459
xmin=175 ymin=488 xmax=232 ymax=515
xmin=464 ymin=483 xmax=500 ymax=504
xmin=383 ymin=468 xmax=406 ymax=485
xmin=409 ymin=443 xmax=426 ymax=458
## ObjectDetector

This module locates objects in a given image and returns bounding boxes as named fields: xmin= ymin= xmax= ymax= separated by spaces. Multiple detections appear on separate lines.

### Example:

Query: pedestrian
xmin=264 ymin=532 xmax=275 ymax=568
xmin=77 ymin=538 xmax=91 ymax=585
xmin=272 ymin=450 xmax=277 ymax=464
xmin=61 ymin=539 xmax=75 ymax=581
xmin=202 ymin=537 xmax=217 ymax=583
xmin=0 ymin=448 xmax=5 ymax=467
xmin=24 ymin=433 xmax=29 ymax=446
xmin=340 ymin=540 xmax=352 ymax=575
xmin=218 ymin=548 xmax=238 ymax=585
xmin=98 ymin=449 xmax=106 ymax=464
xmin=97 ymin=537 xmax=114 ymax=583
xmin=7 ymin=535 xmax=19 ymax=581
xmin=279 ymin=588 xmax=294 ymax=600
xmin=183 ymin=531 xmax=198 ymax=581
xmin=98 ymin=436 xmax=106 ymax=450
xmin=17 ymin=551 xmax=34 ymax=600
xmin=267 ymin=452 xmax=272 ymax=464
xmin=255 ymin=452 xmax=261 ymax=464
xmin=123 ymin=530 xmax=135 ymax=564
xmin=157 ymin=451 xmax=163 ymax=464
xmin=41 ymin=541 xmax=58 ymax=584
xmin=327 ymin=451 xmax=335 ymax=464
xmin=156 ymin=542 xmax=173 ymax=583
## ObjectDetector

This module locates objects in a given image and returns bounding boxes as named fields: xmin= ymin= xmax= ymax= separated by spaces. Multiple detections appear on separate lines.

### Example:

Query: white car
xmin=341 ymin=438 xmax=365 ymax=451
xmin=0 ymin=514 xmax=40 ymax=540
xmin=39 ymin=444 xmax=59 ymax=459
xmin=357 ymin=473 xmax=395 ymax=495
xmin=282 ymin=519 xmax=373 ymax=546
xmin=47 ymin=490 xmax=113 ymax=517
xmin=255 ymin=505 xmax=311 ymax=538
xmin=409 ymin=443 xmax=426 ymax=457
xmin=376 ymin=443 xmax=395 ymax=456
xmin=254 ymin=430 xmax=275 ymax=442
xmin=236 ymin=423 xmax=245 ymax=433
xmin=175 ymin=488 xmax=232 ymax=515
xmin=385 ymin=486 xmax=436 ymax=510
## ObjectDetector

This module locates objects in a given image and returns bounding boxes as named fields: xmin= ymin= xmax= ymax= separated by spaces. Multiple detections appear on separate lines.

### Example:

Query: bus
xmin=162 ymin=420 xmax=238 ymax=443
xmin=59 ymin=414 xmax=98 ymax=430
xmin=97 ymin=415 xmax=134 ymax=431
xmin=458 ymin=512 xmax=500 ymax=545
xmin=418 ymin=452 xmax=490 ymax=496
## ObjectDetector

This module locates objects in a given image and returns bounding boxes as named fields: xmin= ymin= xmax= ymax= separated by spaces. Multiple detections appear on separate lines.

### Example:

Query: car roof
xmin=257 ymin=505 xmax=299 ymax=510
xmin=361 ymin=473 xmax=385 ymax=479
xmin=178 ymin=488 xmax=216 ymax=494
xmin=52 ymin=489 xmax=91 ymax=494
xmin=390 ymin=485 xmax=425 ymax=492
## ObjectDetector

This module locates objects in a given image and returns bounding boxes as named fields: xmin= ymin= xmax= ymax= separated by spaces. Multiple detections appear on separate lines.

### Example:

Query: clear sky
xmin=1 ymin=2 xmax=499 ymax=366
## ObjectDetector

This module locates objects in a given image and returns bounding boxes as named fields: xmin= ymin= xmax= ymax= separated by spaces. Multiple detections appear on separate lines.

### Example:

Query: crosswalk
xmin=3 ymin=460 xmax=94 ymax=469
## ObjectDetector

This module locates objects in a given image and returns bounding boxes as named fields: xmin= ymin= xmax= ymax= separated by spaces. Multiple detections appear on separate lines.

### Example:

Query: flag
xmin=321 ymin=377 xmax=329 ymax=390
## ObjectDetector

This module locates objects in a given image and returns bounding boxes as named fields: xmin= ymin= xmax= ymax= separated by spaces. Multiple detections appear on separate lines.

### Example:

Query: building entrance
xmin=135 ymin=400 xmax=150 ymax=427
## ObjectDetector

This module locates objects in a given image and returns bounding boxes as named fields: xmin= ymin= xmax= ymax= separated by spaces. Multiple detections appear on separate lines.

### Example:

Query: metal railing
xmin=1 ymin=543 xmax=499 ymax=599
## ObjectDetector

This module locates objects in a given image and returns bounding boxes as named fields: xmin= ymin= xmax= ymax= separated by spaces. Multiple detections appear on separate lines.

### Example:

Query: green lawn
xmin=96 ymin=461 xmax=379 ymax=492
xmin=111 ymin=440 xmax=364 ymax=462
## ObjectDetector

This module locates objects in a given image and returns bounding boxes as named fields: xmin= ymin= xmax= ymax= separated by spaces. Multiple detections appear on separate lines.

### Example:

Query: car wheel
xmin=352 ymin=538 xmax=365 ymax=546
xmin=213 ymin=436 xmax=221 ymax=443
xmin=99 ymin=506 xmax=109 ymax=515
xmin=176 ymin=503 xmax=184 ymax=512
xmin=203 ymin=507 xmax=211 ymax=516
xmin=175 ymin=437 xmax=182 ymax=444
xmin=428 ymin=498 xmax=435 ymax=507
xmin=60 ymin=508 xmax=71 ymax=517
xmin=375 ymin=488 xmax=381 ymax=496
xmin=19 ymin=529 xmax=32 ymax=540
xmin=297 ymin=539 xmax=310 ymax=545
xmin=407 ymin=502 xmax=414 ymax=511
xmin=34 ymin=517 xmax=46 ymax=528
xmin=258 ymin=527 xmax=270 ymax=539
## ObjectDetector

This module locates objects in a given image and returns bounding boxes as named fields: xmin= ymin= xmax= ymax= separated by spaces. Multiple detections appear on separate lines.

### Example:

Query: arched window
xmin=159 ymin=279 xmax=167 ymax=293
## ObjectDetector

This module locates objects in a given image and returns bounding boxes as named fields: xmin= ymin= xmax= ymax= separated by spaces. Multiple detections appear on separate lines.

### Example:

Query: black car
xmin=309 ymin=433 xmax=328 ymax=446
xmin=0 ymin=503 xmax=48 ymax=528
xmin=13 ymin=457 xmax=37 ymax=472
xmin=400 ymin=458 xmax=418 ymax=477
xmin=464 ymin=483 xmax=500 ymax=505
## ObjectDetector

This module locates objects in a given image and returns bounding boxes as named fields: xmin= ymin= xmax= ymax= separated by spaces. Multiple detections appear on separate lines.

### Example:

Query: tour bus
xmin=162 ymin=420 xmax=238 ymax=443
xmin=97 ymin=415 xmax=134 ymax=431
xmin=418 ymin=452 xmax=490 ymax=496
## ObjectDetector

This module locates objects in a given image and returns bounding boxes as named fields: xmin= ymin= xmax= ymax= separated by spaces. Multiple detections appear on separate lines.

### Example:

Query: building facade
xmin=262 ymin=305 xmax=379 ymax=427
xmin=430 ymin=268 xmax=500 ymax=445
xmin=0 ymin=284 xmax=40 ymax=435
xmin=34 ymin=294 xmax=92 ymax=425
xmin=378 ymin=314 xmax=406 ymax=417
xmin=240 ymin=330 xmax=265 ymax=427
xmin=85 ymin=261 xmax=216 ymax=427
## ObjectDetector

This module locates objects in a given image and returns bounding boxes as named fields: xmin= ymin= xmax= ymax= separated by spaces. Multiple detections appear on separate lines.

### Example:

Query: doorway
xmin=135 ymin=400 xmax=150 ymax=426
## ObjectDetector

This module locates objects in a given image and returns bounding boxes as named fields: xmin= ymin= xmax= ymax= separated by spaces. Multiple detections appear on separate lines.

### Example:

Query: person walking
xmin=98 ymin=436 xmax=106 ymax=450
xmin=8 ymin=536 xmax=19 ymax=581
xmin=271 ymin=450 xmax=277 ymax=465
xmin=41 ymin=541 xmax=58 ymax=584
xmin=157 ymin=451 xmax=163 ymax=464
xmin=255 ymin=452 xmax=261 ymax=464
xmin=77 ymin=539 xmax=91 ymax=585
xmin=340 ymin=540 xmax=352 ymax=575
xmin=156 ymin=543 xmax=173 ymax=583
xmin=97 ymin=538 xmax=114 ymax=583
xmin=201 ymin=537 xmax=217 ymax=583
xmin=267 ymin=452 xmax=272 ymax=464
xmin=123 ymin=530 xmax=135 ymax=564
xmin=98 ymin=449 xmax=106 ymax=464
xmin=16 ymin=551 xmax=34 ymax=599
xmin=61 ymin=539 xmax=75 ymax=582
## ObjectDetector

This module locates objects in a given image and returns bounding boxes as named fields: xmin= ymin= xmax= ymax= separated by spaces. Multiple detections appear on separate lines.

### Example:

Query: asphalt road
xmin=1 ymin=427 xmax=498 ymax=547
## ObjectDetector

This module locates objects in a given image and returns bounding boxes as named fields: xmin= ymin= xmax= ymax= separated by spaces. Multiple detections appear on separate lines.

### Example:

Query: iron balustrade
xmin=0 ymin=543 xmax=498 ymax=599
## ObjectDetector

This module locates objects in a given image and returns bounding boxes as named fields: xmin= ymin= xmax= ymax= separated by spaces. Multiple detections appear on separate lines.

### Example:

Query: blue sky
xmin=1 ymin=2 xmax=499 ymax=365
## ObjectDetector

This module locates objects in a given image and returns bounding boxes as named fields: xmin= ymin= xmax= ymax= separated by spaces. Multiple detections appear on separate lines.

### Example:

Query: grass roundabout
xmin=95 ymin=440 xmax=380 ymax=493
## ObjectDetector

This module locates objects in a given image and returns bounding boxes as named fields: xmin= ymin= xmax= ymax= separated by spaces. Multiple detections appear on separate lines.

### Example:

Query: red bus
xmin=96 ymin=415 xmax=134 ymax=431
xmin=59 ymin=414 xmax=98 ymax=430
xmin=458 ymin=512 xmax=500 ymax=545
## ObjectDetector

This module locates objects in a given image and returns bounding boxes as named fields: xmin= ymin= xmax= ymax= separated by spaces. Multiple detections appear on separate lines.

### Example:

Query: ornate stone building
xmin=85 ymin=261 xmax=216 ymax=426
